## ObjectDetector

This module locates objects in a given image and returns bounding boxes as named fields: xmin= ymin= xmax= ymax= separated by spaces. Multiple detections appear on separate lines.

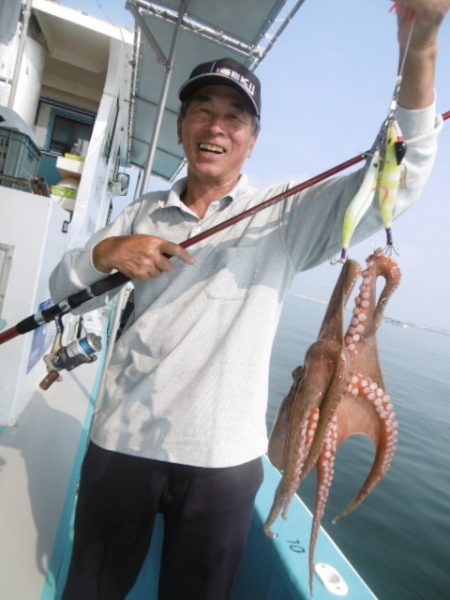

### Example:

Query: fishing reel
xmin=39 ymin=316 xmax=102 ymax=390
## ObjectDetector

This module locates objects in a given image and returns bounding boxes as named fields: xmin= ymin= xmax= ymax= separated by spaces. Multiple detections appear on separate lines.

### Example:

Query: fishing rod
xmin=1 ymin=109 xmax=449 ymax=347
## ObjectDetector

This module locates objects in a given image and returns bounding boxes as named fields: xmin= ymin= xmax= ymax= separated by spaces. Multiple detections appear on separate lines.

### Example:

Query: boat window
xmin=48 ymin=114 xmax=93 ymax=156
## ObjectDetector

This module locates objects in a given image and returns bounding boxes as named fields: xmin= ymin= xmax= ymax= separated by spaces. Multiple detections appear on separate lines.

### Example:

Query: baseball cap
xmin=178 ymin=57 xmax=261 ymax=118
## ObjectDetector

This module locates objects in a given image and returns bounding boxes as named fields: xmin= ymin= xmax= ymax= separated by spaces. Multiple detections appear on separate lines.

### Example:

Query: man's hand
xmin=92 ymin=235 xmax=195 ymax=280
xmin=395 ymin=0 xmax=450 ymax=50
xmin=394 ymin=0 xmax=450 ymax=109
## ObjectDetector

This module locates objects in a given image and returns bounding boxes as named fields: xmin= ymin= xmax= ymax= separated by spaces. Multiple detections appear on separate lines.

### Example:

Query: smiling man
xmin=177 ymin=83 xmax=258 ymax=216
xmin=51 ymin=3 xmax=449 ymax=597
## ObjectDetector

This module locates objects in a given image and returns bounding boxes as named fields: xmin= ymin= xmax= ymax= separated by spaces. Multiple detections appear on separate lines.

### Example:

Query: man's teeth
xmin=199 ymin=143 xmax=225 ymax=154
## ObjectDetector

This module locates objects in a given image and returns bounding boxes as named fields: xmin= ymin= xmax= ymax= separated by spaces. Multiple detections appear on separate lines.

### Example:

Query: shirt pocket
xmin=206 ymin=247 xmax=257 ymax=300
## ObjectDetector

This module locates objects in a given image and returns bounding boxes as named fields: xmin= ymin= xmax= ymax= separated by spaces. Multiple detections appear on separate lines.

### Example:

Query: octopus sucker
xmin=266 ymin=250 xmax=401 ymax=594
xmin=265 ymin=404 xmax=322 ymax=532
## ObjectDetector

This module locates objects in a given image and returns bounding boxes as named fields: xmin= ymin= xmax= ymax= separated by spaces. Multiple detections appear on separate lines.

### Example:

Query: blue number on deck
xmin=286 ymin=539 xmax=305 ymax=553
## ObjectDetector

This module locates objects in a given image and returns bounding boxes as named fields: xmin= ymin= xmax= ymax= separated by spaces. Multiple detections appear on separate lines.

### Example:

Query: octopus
xmin=264 ymin=249 xmax=401 ymax=594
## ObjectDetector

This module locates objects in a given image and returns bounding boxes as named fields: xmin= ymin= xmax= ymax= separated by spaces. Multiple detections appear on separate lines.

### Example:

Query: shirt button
xmin=192 ymin=226 xmax=201 ymax=235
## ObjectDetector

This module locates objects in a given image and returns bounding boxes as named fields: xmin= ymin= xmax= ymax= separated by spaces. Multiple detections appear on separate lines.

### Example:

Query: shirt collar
xmin=164 ymin=174 xmax=250 ymax=211
xmin=165 ymin=177 xmax=188 ymax=209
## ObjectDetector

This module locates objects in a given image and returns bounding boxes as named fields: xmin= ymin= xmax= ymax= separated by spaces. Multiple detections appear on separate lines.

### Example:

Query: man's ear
xmin=246 ymin=135 xmax=257 ymax=158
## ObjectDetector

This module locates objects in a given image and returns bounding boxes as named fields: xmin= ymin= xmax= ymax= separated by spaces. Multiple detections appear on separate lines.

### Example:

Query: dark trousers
xmin=62 ymin=442 xmax=263 ymax=600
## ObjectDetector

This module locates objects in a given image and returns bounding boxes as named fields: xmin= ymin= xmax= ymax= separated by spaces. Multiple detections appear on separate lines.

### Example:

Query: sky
xmin=58 ymin=0 xmax=450 ymax=331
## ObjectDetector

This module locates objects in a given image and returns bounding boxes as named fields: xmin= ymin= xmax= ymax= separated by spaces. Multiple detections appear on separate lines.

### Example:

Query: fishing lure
xmin=340 ymin=150 xmax=380 ymax=262
xmin=376 ymin=119 xmax=406 ymax=252
xmin=337 ymin=6 xmax=415 ymax=261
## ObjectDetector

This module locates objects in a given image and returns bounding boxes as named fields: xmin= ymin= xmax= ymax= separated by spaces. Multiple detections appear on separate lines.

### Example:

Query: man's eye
xmin=227 ymin=113 xmax=244 ymax=124
xmin=191 ymin=107 xmax=207 ymax=117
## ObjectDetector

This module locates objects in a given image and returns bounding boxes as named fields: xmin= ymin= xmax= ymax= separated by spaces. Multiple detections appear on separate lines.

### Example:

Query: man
xmin=52 ymin=2 xmax=448 ymax=598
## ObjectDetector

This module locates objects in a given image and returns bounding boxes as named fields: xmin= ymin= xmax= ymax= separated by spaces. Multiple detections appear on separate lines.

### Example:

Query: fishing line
xmin=391 ymin=15 xmax=416 ymax=118
xmin=373 ymin=15 xmax=416 ymax=158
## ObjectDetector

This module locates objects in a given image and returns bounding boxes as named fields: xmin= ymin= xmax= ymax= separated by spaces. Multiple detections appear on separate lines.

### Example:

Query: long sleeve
xmin=49 ymin=198 xmax=144 ymax=310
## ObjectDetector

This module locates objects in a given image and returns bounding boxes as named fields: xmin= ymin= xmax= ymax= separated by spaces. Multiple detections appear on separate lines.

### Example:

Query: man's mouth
xmin=198 ymin=143 xmax=225 ymax=155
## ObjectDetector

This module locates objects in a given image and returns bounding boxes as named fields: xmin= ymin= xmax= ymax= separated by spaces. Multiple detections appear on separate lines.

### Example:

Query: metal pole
xmin=126 ymin=0 xmax=167 ymax=66
xmin=138 ymin=0 xmax=189 ymax=195
xmin=131 ymin=0 xmax=258 ymax=59
xmin=250 ymin=0 xmax=307 ymax=68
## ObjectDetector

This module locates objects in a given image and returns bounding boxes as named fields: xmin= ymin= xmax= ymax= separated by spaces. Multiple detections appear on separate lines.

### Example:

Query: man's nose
xmin=206 ymin=113 xmax=225 ymax=133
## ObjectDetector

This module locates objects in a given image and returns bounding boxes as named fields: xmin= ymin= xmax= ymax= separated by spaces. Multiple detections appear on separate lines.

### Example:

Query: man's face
xmin=177 ymin=84 xmax=257 ymax=186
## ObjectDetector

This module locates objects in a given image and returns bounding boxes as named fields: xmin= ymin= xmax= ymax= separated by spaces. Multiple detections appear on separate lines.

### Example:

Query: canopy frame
xmin=126 ymin=0 xmax=307 ymax=189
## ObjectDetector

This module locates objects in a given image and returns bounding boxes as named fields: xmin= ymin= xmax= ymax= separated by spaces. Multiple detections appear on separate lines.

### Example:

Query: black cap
xmin=178 ymin=57 xmax=261 ymax=118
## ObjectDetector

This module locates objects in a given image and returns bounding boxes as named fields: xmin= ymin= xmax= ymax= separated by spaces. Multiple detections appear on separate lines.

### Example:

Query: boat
xmin=0 ymin=2 xmax=378 ymax=598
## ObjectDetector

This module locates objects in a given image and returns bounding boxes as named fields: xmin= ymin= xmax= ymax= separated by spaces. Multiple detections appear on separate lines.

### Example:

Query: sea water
xmin=267 ymin=294 xmax=450 ymax=600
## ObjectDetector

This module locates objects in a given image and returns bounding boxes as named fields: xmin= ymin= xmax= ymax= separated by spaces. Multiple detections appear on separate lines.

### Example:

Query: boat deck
xmin=0 ymin=342 xmax=377 ymax=600
xmin=0 ymin=352 xmax=99 ymax=599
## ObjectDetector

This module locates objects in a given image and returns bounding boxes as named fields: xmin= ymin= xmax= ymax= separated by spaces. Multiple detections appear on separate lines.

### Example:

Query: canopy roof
xmin=127 ymin=0 xmax=305 ymax=182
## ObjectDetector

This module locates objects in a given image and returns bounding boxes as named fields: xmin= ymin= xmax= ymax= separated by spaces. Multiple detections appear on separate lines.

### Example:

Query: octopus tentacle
xmin=290 ymin=407 xmax=320 ymax=500
xmin=299 ymin=260 xmax=362 ymax=477
xmin=317 ymin=258 xmax=362 ymax=342
xmin=308 ymin=415 xmax=338 ymax=594
xmin=265 ymin=339 xmax=342 ymax=529
xmin=372 ymin=254 xmax=401 ymax=330
xmin=264 ymin=406 xmax=319 ymax=536
xmin=332 ymin=373 xmax=398 ymax=523
xmin=350 ymin=249 xmax=401 ymax=339
xmin=299 ymin=351 xmax=348 ymax=482
xmin=268 ymin=366 xmax=304 ymax=471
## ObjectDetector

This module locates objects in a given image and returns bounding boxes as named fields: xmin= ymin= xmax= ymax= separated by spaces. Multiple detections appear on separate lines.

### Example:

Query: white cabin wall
xmin=12 ymin=36 xmax=46 ymax=125
xmin=68 ymin=36 xmax=133 ymax=249
xmin=0 ymin=3 xmax=45 ymax=128
xmin=0 ymin=189 xmax=68 ymax=425
xmin=39 ymin=82 xmax=100 ymax=113
xmin=0 ymin=32 xmax=19 ymax=106
xmin=40 ymin=56 xmax=104 ymax=107
xmin=0 ymin=0 xmax=22 ymax=106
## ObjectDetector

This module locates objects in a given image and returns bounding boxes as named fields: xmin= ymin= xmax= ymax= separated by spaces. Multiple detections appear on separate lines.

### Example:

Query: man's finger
xmin=162 ymin=241 xmax=195 ymax=265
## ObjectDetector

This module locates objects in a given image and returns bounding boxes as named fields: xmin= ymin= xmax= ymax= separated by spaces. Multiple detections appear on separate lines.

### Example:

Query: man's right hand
xmin=92 ymin=235 xmax=195 ymax=280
